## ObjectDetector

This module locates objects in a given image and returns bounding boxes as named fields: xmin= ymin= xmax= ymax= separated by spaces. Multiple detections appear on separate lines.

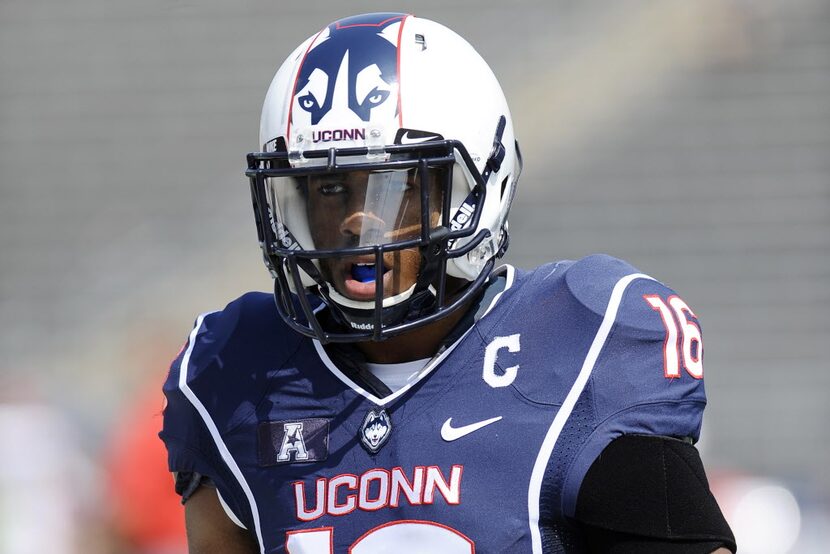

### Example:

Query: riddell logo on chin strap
xmin=312 ymin=128 xmax=367 ymax=143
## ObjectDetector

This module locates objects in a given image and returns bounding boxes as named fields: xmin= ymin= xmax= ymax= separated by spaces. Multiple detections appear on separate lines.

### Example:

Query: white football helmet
xmin=246 ymin=12 xmax=521 ymax=342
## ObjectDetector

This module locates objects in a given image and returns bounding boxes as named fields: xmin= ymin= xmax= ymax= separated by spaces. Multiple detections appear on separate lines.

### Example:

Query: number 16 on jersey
xmin=644 ymin=295 xmax=703 ymax=379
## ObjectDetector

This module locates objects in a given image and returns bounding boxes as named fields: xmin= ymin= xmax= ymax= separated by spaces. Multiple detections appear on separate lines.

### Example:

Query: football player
xmin=161 ymin=13 xmax=736 ymax=554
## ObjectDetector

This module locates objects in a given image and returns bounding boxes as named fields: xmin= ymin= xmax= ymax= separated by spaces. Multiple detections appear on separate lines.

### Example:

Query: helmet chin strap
xmin=326 ymin=283 xmax=433 ymax=310
xmin=322 ymin=282 xmax=439 ymax=332
xmin=315 ymin=227 xmax=452 ymax=333
xmin=322 ymin=276 xmax=442 ymax=333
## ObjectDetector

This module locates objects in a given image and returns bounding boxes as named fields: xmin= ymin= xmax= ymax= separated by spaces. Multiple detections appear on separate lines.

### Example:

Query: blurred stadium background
xmin=1 ymin=0 xmax=828 ymax=552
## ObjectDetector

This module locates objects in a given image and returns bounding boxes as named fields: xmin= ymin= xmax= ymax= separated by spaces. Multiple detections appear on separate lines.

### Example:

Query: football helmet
xmin=246 ymin=12 xmax=521 ymax=342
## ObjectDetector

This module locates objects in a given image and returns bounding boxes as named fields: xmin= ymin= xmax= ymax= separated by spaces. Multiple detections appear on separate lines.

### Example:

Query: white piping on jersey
xmin=484 ymin=264 xmax=516 ymax=318
xmin=313 ymin=265 xmax=517 ymax=406
xmin=313 ymin=324 xmax=474 ymax=405
xmin=179 ymin=312 xmax=265 ymax=554
xmin=527 ymin=272 xmax=653 ymax=554
xmin=217 ymin=489 xmax=247 ymax=529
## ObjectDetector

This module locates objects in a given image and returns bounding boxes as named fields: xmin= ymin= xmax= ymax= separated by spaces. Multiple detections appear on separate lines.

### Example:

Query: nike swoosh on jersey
xmin=440 ymin=416 xmax=503 ymax=441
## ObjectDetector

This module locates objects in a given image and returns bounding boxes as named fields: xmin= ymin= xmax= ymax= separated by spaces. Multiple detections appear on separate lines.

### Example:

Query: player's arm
xmin=575 ymin=435 xmax=735 ymax=553
xmin=184 ymin=483 xmax=259 ymax=554
xmin=161 ymin=307 xmax=266 ymax=553
xmin=161 ymin=309 xmax=261 ymax=554
xmin=557 ymin=259 xmax=734 ymax=551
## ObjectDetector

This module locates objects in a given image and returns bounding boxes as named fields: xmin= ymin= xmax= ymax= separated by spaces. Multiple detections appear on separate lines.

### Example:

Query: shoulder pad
xmin=565 ymin=254 xmax=650 ymax=314
xmin=183 ymin=292 xmax=301 ymax=382
xmin=164 ymin=292 xmax=305 ymax=433
xmin=564 ymin=253 xmax=676 ymax=335
xmin=160 ymin=291 xmax=298 ymax=532
xmin=554 ymin=256 xmax=709 ymax=517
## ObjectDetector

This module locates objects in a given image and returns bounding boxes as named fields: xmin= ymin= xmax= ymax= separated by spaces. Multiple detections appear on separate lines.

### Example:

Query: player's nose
xmin=339 ymin=212 xmax=386 ymax=245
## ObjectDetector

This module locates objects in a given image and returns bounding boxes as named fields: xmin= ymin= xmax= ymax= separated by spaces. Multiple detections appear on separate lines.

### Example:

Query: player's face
xmin=307 ymin=168 xmax=443 ymax=302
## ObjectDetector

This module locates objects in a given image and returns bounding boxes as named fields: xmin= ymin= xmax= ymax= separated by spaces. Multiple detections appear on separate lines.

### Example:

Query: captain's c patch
xmin=258 ymin=418 xmax=330 ymax=466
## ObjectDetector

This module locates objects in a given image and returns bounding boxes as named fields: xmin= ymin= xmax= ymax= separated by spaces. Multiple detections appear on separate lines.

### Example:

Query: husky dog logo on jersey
xmin=291 ymin=13 xmax=403 ymax=134
xmin=360 ymin=409 xmax=392 ymax=453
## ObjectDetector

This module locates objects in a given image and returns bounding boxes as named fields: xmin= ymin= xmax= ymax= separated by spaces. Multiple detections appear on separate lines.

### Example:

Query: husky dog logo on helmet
xmin=290 ymin=13 xmax=403 ymax=132
xmin=249 ymin=12 xmax=522 ymax=342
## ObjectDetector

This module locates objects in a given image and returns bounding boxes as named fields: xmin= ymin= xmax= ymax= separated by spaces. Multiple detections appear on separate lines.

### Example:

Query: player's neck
xmin=355 ymin=300 xmax=471 ymax=364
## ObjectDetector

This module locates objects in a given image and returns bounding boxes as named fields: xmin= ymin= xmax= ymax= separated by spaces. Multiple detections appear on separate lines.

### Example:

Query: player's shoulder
xmin=563 ymin=252 xmax=646 ymax=291
xmin=165 ymin=291 xmax=304 ymax=389
xmin=190 ymin=290 xmax=273 ymax=341
xmin=567 ymin=253 xmax=681 ymax=330
xmin=205 ymin=290 xmax=295 ymax=343
xmin=162 ymin=291 xmax=312 ymax=436
xmin=514 ymin=253 xmax=648 ymax=292
xmin=514 ymin=253 xmax=683 ymax=333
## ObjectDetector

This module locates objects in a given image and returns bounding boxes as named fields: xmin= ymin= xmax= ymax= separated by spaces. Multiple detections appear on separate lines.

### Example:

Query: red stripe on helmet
xmin=335 ymin=14 xmax=405 ymax=30
xmin=395 ymin=15 xmax=411 ymax=128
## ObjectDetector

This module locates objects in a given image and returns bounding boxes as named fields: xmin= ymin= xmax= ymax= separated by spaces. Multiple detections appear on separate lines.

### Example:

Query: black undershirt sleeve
xmin=574 ymin=434 xmax=736 ymax=553
xmin=174 ymin=471 xmax=215 ymax=504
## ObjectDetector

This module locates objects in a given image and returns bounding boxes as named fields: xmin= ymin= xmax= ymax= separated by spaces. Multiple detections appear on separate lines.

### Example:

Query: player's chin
xmin=381 ymin=249 xmax=421 ymax=299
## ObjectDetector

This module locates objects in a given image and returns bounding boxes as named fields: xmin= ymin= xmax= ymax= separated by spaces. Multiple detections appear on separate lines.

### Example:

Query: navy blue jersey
xmin=161 ymin=254 xmax=707 ymax=554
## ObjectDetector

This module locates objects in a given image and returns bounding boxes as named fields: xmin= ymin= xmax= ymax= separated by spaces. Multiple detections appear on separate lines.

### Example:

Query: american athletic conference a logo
xmin=257 ymin=418 xmax=330 ymax=466
xmin=290 ymin=13 xmax=404 ymax=134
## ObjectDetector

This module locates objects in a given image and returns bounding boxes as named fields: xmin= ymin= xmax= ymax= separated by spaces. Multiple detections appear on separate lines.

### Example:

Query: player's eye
xmin=318 ymin=182 xmax=346 ymax=196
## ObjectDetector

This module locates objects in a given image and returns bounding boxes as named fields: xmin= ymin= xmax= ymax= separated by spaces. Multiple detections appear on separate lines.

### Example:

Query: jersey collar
xmin=312 ymin=265 xmax=516 ymax=405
